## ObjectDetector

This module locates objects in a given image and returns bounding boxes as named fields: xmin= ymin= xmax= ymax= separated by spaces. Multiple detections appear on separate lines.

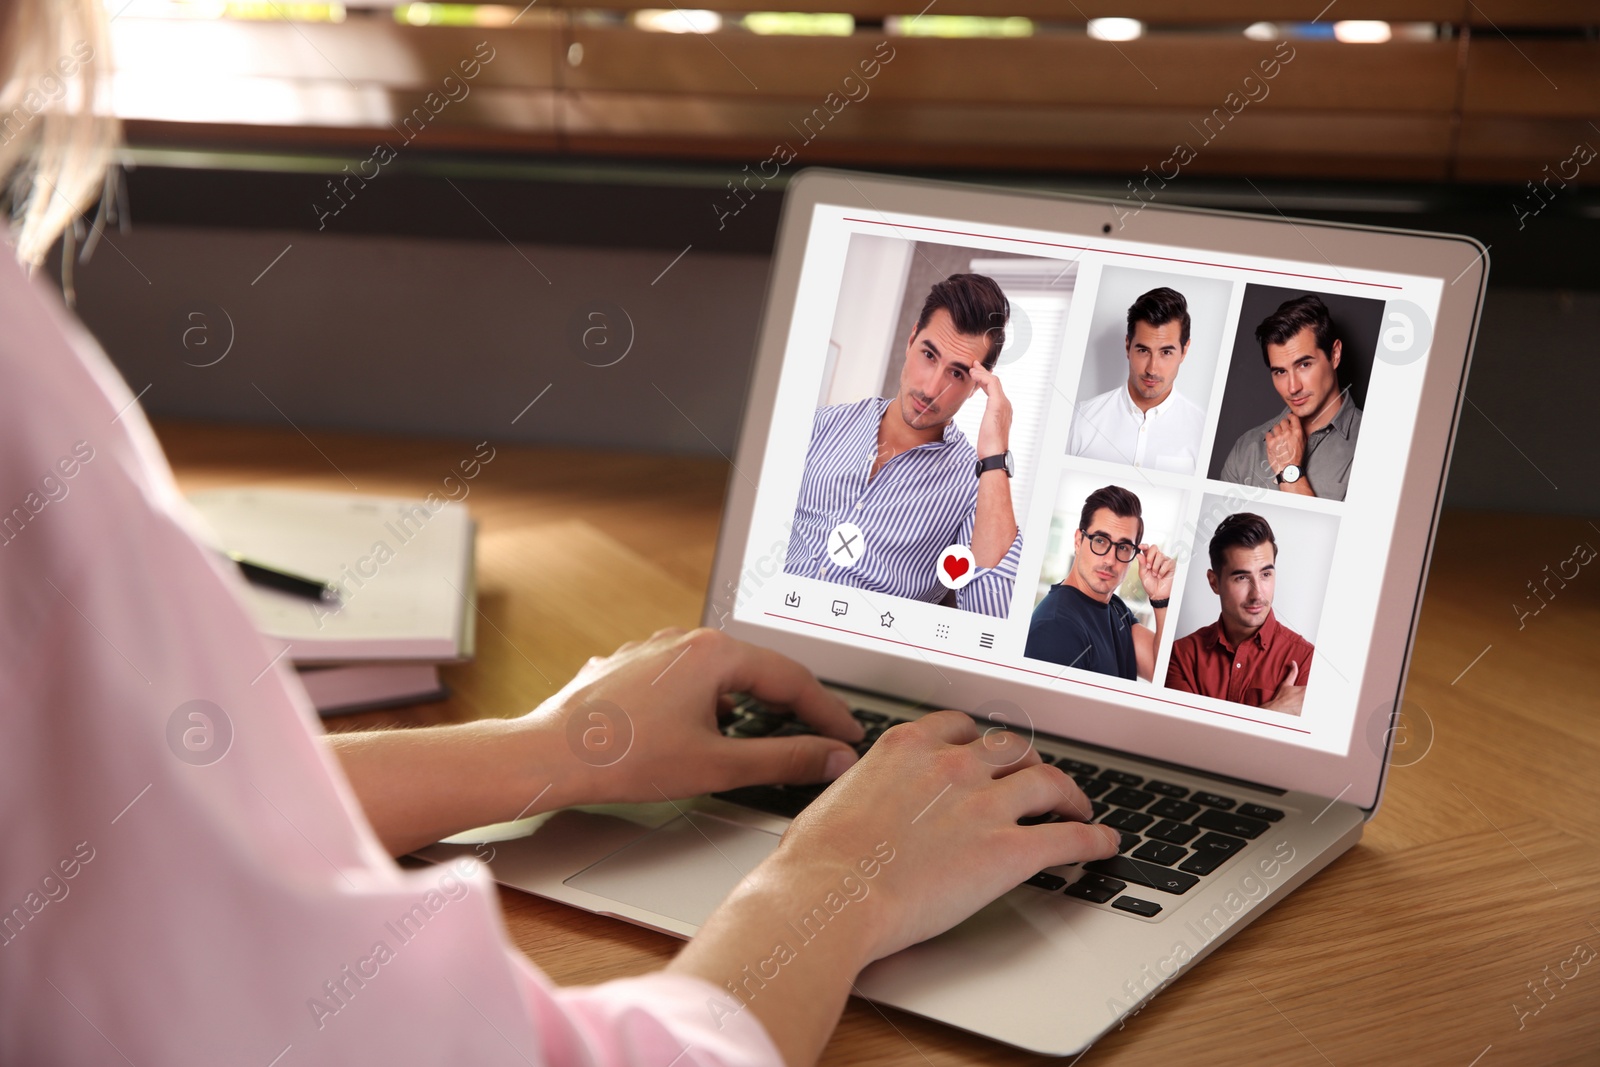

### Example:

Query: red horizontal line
xmin=840 ymin=217 xmax=1405 ymax=290
xmin=763 ymin=611 xmax=1312 ymax=735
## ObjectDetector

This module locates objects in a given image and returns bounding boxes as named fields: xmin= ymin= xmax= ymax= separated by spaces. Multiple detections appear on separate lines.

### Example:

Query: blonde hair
xmin=1 ymin=0 xmax=119 ymax=266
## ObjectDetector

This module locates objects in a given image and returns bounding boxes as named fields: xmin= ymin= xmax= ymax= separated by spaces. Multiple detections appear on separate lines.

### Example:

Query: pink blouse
xmin=0 ymin=252 xmax=781 ymax=1067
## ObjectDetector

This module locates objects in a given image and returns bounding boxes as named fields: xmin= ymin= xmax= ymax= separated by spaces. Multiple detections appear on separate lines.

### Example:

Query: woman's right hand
xmin=770 ymin=710 xmax=1122 ymax=964
xmin=670 ymin=709 xmax=1121 ymax=1067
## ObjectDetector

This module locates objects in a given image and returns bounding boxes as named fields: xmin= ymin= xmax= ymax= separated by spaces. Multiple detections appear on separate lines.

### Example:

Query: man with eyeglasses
xmin=1024 ymin=485 xmax=1174 ymax=681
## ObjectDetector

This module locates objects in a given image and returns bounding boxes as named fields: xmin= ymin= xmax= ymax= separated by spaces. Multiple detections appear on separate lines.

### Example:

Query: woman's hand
xmin=526 ymin=627 xmax=864 ymax=811
xmin=326 ymin=628 xmax=861 ymax=856
xmin=670 ymin=711 xmax=1121 ymax=1066
xmin=772 ymin=710 xmax=1120 ymax=961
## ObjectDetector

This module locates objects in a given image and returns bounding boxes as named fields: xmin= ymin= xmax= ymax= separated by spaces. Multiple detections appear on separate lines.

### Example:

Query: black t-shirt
xmin=1024 ymin=585 xmax=1139 ymax=680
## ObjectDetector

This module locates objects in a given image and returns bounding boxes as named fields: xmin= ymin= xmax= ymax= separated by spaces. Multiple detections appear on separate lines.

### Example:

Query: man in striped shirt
xmin=784 ymin=274 xmax=1023 ymax=619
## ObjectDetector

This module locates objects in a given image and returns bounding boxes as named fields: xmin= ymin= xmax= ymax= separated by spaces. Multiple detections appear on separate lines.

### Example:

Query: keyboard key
xmin=1102 ymin=809 xmax=1153 ymax=833
xmin=1057 ymin=758 xmax=1099 ymax=777
xmin=1112 ymin=896 xmax=1162 ymax=917
xmin=1190 ymin=791 xmax=1236 ymax=810
xmin=1017 ymin=812 xmax=1063 ymax=826
xmin=1238 ymin=803 xmax=1285 ymax=822
xmin=1176 ymin=832 xmax=1250 ymax=876
xmin=1025 ymin=872 xmax=1066 ymax=891
xmin=1132 ymin=840 xmax=1187 ymax=866
xmin=1193 ymin=809 xmax=1270 ymax=840
xmin=1035 ymin=752 xmax=1056 ymax=765
xmin=1146 ymin=819 xmax=1199 ymax=845
xmin=1189 ymin=831 xmax=1248 ymax=856
xmin=1103 ymin=787 xmax=1155 ymax=810
xmin=1147 ymin=798 xmax=1199 ymax=822
xmin=1099 ymin=770 xmax=1143 ymax=786
xmin=1115 ymin=831 xmax=1140 ymax=854
xmin=852 ymin=708 xmax=888 ymax=724
xmin=1076 ymin=777 xmax=1111 ymax=798
xmin=1084 ymin=856 xmax=1200 ymax=895
xmin=1090 ymin=801 xmax=1109 ymax=820
xmin=1144 ymin=780 xmax=1189 ymax=798
xmin=1064 ymin=873 xmax=1125 ymax=903
xmin=852 ymin=724 xmax=890 ymax=755
xmin=726 ymin=713 xmax=785 ymax=738
xmin=1176 ymin=849 xmax=1225 ymax=876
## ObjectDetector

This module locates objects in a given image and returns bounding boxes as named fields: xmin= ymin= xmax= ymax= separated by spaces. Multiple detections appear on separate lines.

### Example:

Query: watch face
xmin=1280 ymin=464 xmax=1302 ymax=483
xmin=1002 ymin=450 xmax=1015 ymax=477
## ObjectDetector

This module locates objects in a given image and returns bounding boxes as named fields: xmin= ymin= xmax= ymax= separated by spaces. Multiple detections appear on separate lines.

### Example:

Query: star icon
xmin=879 ymin=612 xmax=894 ymax=628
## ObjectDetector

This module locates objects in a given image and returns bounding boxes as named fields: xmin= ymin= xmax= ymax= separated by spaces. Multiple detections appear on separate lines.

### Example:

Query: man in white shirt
xmin=1067 ymin=287 xmax=1208 ymax=474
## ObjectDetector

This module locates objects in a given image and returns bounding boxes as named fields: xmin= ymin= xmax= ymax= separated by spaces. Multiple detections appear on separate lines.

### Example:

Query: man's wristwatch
xmin=976 ymin=451 xmax=1014 ymax=479
xmin=1148 ymin=597 xmax=1170 ymax=609
xmin=1276 ymin=463 xmax=1302 ymax=485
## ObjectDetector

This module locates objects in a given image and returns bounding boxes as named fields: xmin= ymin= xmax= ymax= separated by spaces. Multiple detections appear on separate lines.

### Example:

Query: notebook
xmin=297 ymin=662 xmax=447 ymax=715
xmin=188 ymin=488 xmax=477 ymax=665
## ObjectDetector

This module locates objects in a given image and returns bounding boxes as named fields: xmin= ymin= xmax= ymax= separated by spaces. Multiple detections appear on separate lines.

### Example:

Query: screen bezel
xmin=704 ymin=168 xmax=1487 ymax=815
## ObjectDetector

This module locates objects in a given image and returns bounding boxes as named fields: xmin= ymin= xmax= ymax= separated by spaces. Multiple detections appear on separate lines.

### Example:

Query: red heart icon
xmin=942 ymin=554 xmax=970 ymax=580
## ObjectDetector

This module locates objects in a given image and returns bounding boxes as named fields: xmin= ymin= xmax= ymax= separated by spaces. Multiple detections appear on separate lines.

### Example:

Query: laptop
xmin=418 ymin=169 xmax=1487 ymax=1056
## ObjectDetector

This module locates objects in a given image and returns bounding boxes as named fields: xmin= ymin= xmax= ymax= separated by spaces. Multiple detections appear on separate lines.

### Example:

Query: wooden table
xmin=160 ymin=419 xmax=1600 ymax=1067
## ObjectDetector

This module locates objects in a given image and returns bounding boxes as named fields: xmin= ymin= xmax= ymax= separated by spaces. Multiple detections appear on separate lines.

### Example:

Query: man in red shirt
xmin=1165 ymin=512 xmax=1312 ymax=713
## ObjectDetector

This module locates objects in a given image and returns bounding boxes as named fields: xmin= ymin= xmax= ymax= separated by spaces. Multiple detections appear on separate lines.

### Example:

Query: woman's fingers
xmin=992 ymin=762 xmax=1097 ymax=823
xmin=690 ymin=629 xmax=862 ymax=742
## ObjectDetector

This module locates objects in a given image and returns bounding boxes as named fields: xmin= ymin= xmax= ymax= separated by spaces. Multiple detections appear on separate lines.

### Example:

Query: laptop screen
xmin=726 ymin=194 xmax=1447 ymax=761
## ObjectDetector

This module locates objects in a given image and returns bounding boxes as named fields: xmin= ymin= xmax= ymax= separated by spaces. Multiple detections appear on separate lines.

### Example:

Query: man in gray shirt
xmin=1219 ymin=295 xmax=1363 ymax=502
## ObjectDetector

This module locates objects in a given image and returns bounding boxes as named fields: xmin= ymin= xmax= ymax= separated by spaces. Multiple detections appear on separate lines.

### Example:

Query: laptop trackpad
xmin=563 ymin=811 xmax=782 ymax=928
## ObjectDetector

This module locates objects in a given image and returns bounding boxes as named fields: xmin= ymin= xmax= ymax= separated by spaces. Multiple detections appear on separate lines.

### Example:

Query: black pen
xmin=229 ymin=553 xmax=340 ymax=602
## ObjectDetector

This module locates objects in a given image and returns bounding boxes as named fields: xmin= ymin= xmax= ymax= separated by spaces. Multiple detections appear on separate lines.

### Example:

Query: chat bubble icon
xmin=831 ymin=600 xmax=848 ymax=617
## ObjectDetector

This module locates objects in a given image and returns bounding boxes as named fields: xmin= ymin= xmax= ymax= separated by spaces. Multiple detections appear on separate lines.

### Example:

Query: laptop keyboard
xmin=713 ymin=703 xmax=1285 ymax=920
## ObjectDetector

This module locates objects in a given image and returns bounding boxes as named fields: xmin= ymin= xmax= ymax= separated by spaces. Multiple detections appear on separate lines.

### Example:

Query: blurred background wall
xmin=52 ymin=2 xmax=1600 ymax=515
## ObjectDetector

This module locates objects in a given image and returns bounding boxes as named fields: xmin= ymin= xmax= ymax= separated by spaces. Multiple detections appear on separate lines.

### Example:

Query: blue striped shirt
xmin=782 ymin=397 xmax=1023 ymax=618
